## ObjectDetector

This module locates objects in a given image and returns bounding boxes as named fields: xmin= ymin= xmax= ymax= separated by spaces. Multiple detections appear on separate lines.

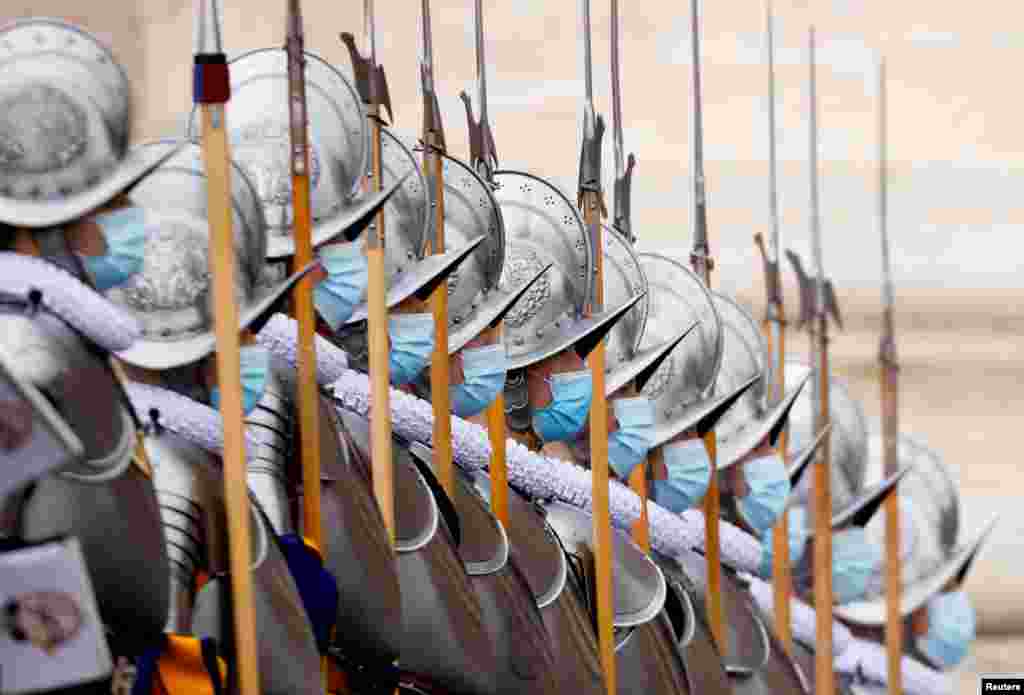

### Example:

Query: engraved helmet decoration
xmin=600 ymin=226 xmax=647 ymax=385
xmin=102 ymin=141 xmax=312 ymax=371
xmin=0 ymin=18 xmax=180 ymax=228
xmin=638 ymin=254 xmax=757 ymax=448
xmin=835 ymin=431 xmax=997 ymax=626
xmin=328 ymin=132 xmax=485 ymax=345
xmin=492 ymin=169 xmax=642 ymax=372
xmin=599 ymin=227 xmax=694 ymax=397
xmin=424 ymin=149 xmax=507 ymax=354
xmin=187 ymin=47 xmax=368 ymax=259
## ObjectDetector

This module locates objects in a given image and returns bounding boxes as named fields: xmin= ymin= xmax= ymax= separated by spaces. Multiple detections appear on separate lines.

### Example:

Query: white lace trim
xmin=125 ymin=382 xmax=256 ymax=459
xmin=224 ymin=318 xmax=954 ymax=695
xmin=0 ymin=252 xmax=141 ymax=351
xmin=329 ymin=361 xmax=763 ymax=573
xmin=256 ymin=314 xmax=350 ymax=385
xmin=835 ymin=638 xmax=952 ymax=695
xmin=744 ymin=574 xmax=951 ymax=695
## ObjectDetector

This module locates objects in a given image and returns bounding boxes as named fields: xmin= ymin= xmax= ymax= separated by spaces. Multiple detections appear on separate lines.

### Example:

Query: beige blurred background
xmin=5 ymin=0 xmax=1019 ymax=688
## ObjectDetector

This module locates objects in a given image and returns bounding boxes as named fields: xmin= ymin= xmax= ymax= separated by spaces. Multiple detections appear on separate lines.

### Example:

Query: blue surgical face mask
xmin=531 ymin=370 xmax=593 ymax=442
xmin=210 ymin=345 xmax=270 ymax=415
xmin=915 ymin=590 xmax=975 ymax=670
xmin=831 ymin=526 xmax=881 ymax=604
xmin=735 ymin=453 xmax=791 ymax=537
xmin=607 ymin=396 xmax=655 ymax=479
xmin=313 ymin=242 xmax=368 ymax=330
xmin=758 ymin=505 xmax=810 ymax=579
xmin=450 ymin=343 xmax=508 ymax=417
xmin=79 ymin=206 xmax=147 ymax=291
xmin=651 ymin=438 xmax=712 ymax=513
xmin=389 ymin=313 xmax=435 ymax=385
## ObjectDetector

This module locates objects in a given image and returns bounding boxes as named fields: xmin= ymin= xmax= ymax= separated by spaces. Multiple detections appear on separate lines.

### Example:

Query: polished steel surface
xmin=637 ymin=252 xmax=721 ymax=422
xmin=191 ymin=500 xmax=324 ymax=695
xmin=615 ymin=612 xmax=692 ymax=695
xmin=245 ymin=354 xmax=296 ymax=536
xmin=601 ymin=224 xmax=648 ymax=372
xmin=432 ymin=150 xmax=504 ymax=340
xmin=785 ymin=361 xmax=869 ymax=513
xmin=380 ymin=129 xmax=431 ymax=285
xmin=106 ymin=141 xmax=270 ymax=362
xmin=0 ymin=18 xmax=129 ymax=201
xmin=652 ymin=552 xmax=733 ymax=694
xmin=19 ymin=464 xmax=169 ymax=649
xmin=188 ymin=47 xmax=367 ymax=255
xmin=673 ymin=549 xmax=770 ymax=676
xmin=491 ymin=169 xmax=593 ymax=366
xmin=470 ymin=472 xmax=568 ymax=610
xmin=710 ymin=292 xmax=767 ymax=445
xmin=860 ymin=431 xmax=959 ymax=593
xmin=337 ymin=407 xmax=501 ymax=694
xmin=0 ymin=307 xmax=135 ymax=480
xmin=145 ymin=429 xmax=225 ymax=634
xmin=543 ymin=501 xmax=666 ymax=628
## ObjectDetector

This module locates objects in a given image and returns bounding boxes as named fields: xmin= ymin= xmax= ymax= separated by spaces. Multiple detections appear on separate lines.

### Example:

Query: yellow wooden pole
xmin=687 ymin=0 xmax=726 ymax=655
xmin=485 ymin=325 xmax=510 ymax=527
xmin=285 ymin=0 xmax=323 ymax=554
xmin=579 ymin=0 xmax=615 ymax=686
xmin=759 ymin=0 xmax=795 ymax=654
xmin=629 ymin=450 xmax=651 ymax=553
xmin=807 ymin=27 xmax=835 ymax=695
xmin=878 ymin=56 xmax=903 ymax=695
xmin=420 ymin=0 xmax=456 ymax=499
xmin=465 ymin=0 xmax=510 ymax=529
xmin=198 ymin=93 xmax=261 ymax=695
xmin=424 ymin=136 xmax=454 ymax=498
xmin=428 ymin=152 xmax=453 ymax=497
xmin=366 ymin=104 xmax=395 ymax=543
xmin=767 ymin=323 xmax=794 ymax=654
xmin=583 ymin=189 xmax=615 ymax=694
xmin=812 ymin=332 xmax=833 ymax=694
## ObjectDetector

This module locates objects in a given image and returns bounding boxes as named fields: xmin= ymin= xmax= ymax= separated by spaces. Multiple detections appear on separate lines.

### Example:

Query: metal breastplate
xmin=145 ymin=428 xmax=224 ymax=633
xmin=245 ymin=354 xmax=297 ymax=535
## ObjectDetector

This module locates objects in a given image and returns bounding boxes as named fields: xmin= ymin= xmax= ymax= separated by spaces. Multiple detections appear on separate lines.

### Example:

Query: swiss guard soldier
xmin=834 ymin=433 xmax=994 ymax=683
xmin=0 ymin=16 xmax=186 ymax=694
xmin=69 ymin=141 xmax=339 ymax=695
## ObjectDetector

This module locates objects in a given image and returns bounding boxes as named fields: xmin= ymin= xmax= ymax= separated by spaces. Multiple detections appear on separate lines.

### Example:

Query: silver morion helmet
xmin=835 ymin=432 xmax=997 ymax=626
xmin=187 ymin=47 xmax=367 ymax=258
xmin=0 ymin=18 xmax=181 ymax=228
xmin=103 ymin=141 xmax=313 ymax=371
xmin=638 ymin=254 xmax=756 ymax=448
xmin=491 ymin=170 xmax=641 ymax=371
xmin=785 ymin=360 xmax=870 ymax=513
